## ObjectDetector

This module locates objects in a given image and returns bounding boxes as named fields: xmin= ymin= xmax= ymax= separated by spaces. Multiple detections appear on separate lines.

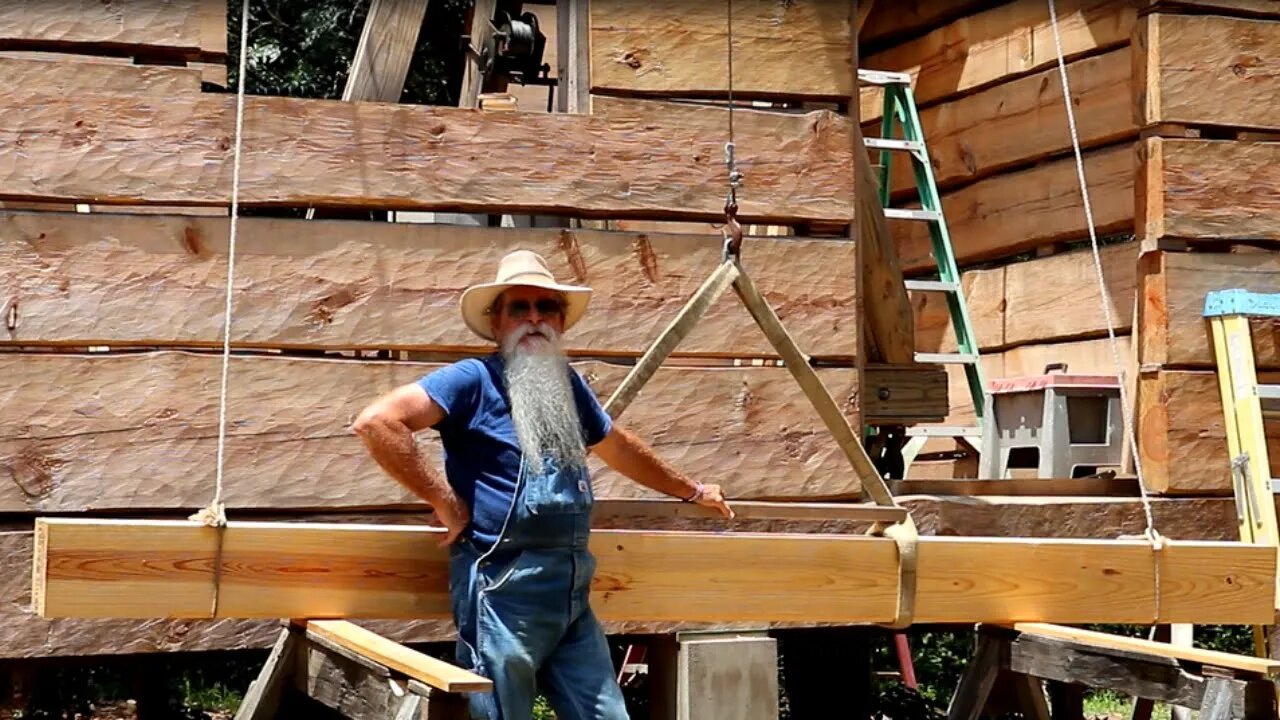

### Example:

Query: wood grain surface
xmin=0 ymin=211 xmax=857 ymax=358
xmin=0 ymin=92 xmax=853 ymax=224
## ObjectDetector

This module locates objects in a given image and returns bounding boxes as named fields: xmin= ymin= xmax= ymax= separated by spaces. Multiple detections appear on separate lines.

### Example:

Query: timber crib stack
xmin=865 ymin=0 xmax=1280 ymax=492
xmin=0 ymin=0 xmax=949 ymax=662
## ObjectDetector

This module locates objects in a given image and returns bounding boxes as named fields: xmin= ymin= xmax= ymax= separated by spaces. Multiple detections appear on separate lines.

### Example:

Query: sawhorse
xmin=947 ymin=624 xmax=1280 ymax=720
xmin=234 ymin=620 xmax=490 ymax=719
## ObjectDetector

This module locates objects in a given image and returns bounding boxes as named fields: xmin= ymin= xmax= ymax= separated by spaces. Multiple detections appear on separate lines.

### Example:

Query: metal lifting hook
xmin=722 ymin=141 xmax=744 ymax=261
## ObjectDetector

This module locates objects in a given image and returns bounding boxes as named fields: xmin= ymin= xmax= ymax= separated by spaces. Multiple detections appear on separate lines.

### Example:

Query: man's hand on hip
xmin=433 ymin=495 xmax=472 ymax=547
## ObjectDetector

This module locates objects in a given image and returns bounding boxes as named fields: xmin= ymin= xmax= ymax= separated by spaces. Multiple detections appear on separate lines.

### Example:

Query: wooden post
xmin=947 ymin=631 xmax=1005 ymax=720
xmin=233 ymin=628 xmax=299 ymax=720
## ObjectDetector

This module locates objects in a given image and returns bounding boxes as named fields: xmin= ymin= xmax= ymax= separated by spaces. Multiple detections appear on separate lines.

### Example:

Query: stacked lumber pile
xmin=861 ymin=0 xmax=1141 ymax=476
xmin=1134 ymin=3 xmax=1280 ymax=494
xmin=0 ymin=1 xmax=950 ymax=658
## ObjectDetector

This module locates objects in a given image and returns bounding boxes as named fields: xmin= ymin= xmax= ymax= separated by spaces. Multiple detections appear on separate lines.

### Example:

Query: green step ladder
xmin=859 ymin=69 xmax=987 ymax=468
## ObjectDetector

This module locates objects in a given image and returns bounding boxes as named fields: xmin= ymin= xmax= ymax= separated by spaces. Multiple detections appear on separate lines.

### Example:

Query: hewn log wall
xmin=1133 ymin=6 xmax=1280 ymax=495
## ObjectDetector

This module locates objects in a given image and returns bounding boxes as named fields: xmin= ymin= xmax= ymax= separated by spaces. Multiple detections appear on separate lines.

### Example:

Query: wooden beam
xmin=1136 ymin=14 xmax=1280 ymax=133
xmin=914 ymin=243 xmax=1138 ymax=354
xmin=0 ymin=351 xmax=878 ymax=512
xmin=0 ymin=0 xmax=226 ymax=60
xmin=590 ymin=499 xmax=907 ymax=523
xmin=1138 ymin=368 xmax=1280 ymax=495
xmin=1139 ymin=0 xmax=1280 ymax=18
xmin=342 ymin=0 xmax=429 ymax=103
xmin=556 ymin=0 xmax=590 ymax=113
xmin=0 ymin=55 xmax=202 ymax=96
xmin=0 ymin=211 xmax=857 ymax=358
xmin=877 ymin=48 xmax=1134 ymax=197
xmin=855 ymin=123 xmax=914 ymax=364
xmin=860 ymin=0 xmax=1136 ymax=121
xmin=896 ymin=145 xmax=1135 ymax=274
xmin=1012 ymin=623 xmax=1280 ymax=677
xmin=301 ymin=620 xmax=492 ymax=692
xmin=459 ymin=0 xmax=498 ymax=108
xmin=0 ymin=92 xmax=853 ymax=224
xmin=589 ymin=0 xmax=852 ymax=101
xmin=1140 ymin=138 xmax=1280 ymax=245
xmin=32 ymin=517 xmax=1278 ymax=624
xmin=1139 ymin=250 xmax=1280 ymax=370
xmin=859 ymin=0 xmax=1008 ymax=48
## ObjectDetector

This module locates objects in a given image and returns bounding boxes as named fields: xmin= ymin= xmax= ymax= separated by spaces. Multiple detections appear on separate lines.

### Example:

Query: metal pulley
xmin=483 ymin=10 xmax=551 ymax=85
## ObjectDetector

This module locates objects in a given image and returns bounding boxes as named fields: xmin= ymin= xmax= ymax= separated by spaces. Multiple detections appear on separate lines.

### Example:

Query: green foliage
xmin=225 ymin=0 xmax=472 ymax=104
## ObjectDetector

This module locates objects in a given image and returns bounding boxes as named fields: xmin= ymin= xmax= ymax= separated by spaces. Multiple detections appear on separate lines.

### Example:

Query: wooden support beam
xmin=1012 ymin=623 xmax=1280 ymax=677
xmin=590 ymin=499 xmax=907 ymax=523
xmin=1140 ymin=138 xmax=1280 ymax=246
xmin=895 ymin=145 xmax=1134 ymax=274
xmin=1140 ymin=0 xmax=1280 ymax=16
xmin=0 ymin=0 xmax=227 ymax=60
xmin=32 ymin=517 xmax=1279 ymax=625
xmin=876 ymin=48 xmax=1134 ymax=197
xmin=859 ymin=1 xmax=1007 ymax=48
xmin=300 ymin=620 xmax=491 ymax=692
xmin=459 ymin=0 xmax=499 ymax=108
xmin=854 ymin=122 xmax=915 ymax=364
xmin=1140 ymin=250 xmax=1280 ymax=370
xmin=589 ymin=0 xmax=852 ymax=101
xmin=0 ymin=351 xmax=880 ymax=512
xmin=0 ymin=211 xmax=857 ymax=358
xmin=342 ymin=0 xmax=429 ymax=103
xmin=1139 ymin=368 xmax=1280 ymax=495
xmin=233 ymin=628 xmax=298 ymax=720
xmin=0 ymin=92 xmax=853 ymax=224
xmin=0 ymin=55 xmax=203 ymax=96
xmin=556 ymin=0 xmax=590 ymax=113
xmin=860 ymin=0 xmax=1136 ymax=121
xmin=1136 ymin=13 xmax=1280 ymax=133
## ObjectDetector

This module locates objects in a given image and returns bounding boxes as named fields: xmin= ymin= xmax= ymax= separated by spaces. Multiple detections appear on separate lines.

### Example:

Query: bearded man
xmin=352 ymin=250 xmax=733 ymax=720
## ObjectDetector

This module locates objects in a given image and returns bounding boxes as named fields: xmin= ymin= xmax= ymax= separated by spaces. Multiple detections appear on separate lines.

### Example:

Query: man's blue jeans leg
xmin=537 ymin=606 xmax=630 ymax=720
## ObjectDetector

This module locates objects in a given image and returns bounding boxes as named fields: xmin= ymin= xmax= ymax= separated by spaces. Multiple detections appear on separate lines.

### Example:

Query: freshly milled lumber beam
xmin=1140 ymin=138 xmax=1280 ymax=246
xmin=0 ymin=351 xmax=873 ymax=512
xmin=33 ymin=518 xmax=1278 ymax=625
xmin=1139 ymin=251 xmax=1280 ymax=370
xmin=0 ymin=56 xmax=203 ymax=96
xmin=301 ymin=620 xmax=492 ymax=693
xmin=0 ymin=211 xmax=856 ymax=358
xmin=589 ymin=0 xmax=851 ymax=101
xmin=0 ymin=92 xmax=853 ymax=224
xmin=1137 ymin=13 xmax=1280 ymax=133
xmin=0 ymin=0 xmax=226 ymax=60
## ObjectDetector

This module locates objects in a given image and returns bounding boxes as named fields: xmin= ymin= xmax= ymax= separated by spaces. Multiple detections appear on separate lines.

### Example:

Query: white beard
xmin=501 ymin=322 xmax=587 ymax=476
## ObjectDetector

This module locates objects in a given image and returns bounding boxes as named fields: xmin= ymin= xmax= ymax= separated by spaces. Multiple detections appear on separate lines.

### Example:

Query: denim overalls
xmin=448 ymin=453 xmax=630 ymax=720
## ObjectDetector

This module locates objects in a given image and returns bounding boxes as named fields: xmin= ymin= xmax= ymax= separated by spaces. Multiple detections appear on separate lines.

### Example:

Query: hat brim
xmin=460 ymin=279 xmax=592 ymax=341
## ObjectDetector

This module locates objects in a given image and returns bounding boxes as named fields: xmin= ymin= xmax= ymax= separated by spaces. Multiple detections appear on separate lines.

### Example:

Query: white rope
xmin=190 ymin=0 xmax=251 ymax=535
xmin=1046 ymin=0 xmax=1165 ymax=623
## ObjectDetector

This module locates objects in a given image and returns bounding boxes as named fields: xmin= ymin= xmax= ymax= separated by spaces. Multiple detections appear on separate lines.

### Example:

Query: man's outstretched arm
xmin=591 ymin=424 xmax=734 ymax=518
xmin=350 ymin=383 xmax=470 ymax=545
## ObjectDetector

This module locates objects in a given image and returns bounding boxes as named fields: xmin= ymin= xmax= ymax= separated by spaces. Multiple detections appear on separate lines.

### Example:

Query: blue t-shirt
xmin=418 ymin=354 xmax=612 ymax=549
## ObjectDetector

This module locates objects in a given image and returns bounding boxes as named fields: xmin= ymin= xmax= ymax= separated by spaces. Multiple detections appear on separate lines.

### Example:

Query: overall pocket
xmin=522 ymin=459 xmax=592 ymax=515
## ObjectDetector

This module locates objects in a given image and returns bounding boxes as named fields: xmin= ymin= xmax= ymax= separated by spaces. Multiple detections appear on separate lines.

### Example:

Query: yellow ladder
xmin=1204 ymin=289 xmax=1280 ymax=656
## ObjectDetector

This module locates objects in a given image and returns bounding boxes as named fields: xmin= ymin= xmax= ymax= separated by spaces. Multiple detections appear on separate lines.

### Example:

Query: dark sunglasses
xmin=502 ymin=298 xmax=564 ymax=319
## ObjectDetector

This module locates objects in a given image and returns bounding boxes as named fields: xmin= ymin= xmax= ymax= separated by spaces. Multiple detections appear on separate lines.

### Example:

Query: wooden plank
xmin=1013 ymin=623 xmax=1280 ymax=677
xmin=896 ymin=145 xmax=1135 ymax=274
xmin=1140 ymin=138 xmax=1280 ymax=244
xmin=914 ymin=243 xmax=1138 ymax=354
xmin=878 ymin=48 xmax=1135 ymax=196
xmin=233 ymin=629 xmax=298 ymax=720
xmin=864 ymin=363 xmax=948 ymax=423
xmin=0 ymin=55 xmax=202 ymax=95
xmin=1003 ymin=243 xmax=1137 ymax=347
xmin=0 ymin=92 xmax=853 ymax=224
xmin=294 ymin=636 xmax=416 ymax=719
xmin=32 ymin=517 xmax=1278 ymax=624
xmin=1006 ymin=634 xmax=1265 ymax=716
xmin=859 ymin=0 xmax=1136 ymax=120
xmin=859 ymin=0 xmax=1010 ymax=48
xmin=593 ymin=499 xmax=907 ymax=523
xmin=342 ymin=0 xmax=429 ymax=103
xmin=303 ymin=620 xmax=492 ymax=692
xmin=1140 ymin=0 xmax=1280 ymax=18
xmin=459 ymin=0 xmax=498 ymax=108
xmin=0 ymin=351 xmax=871 ymax=512
xmin=0 ymin=0 xmax=226 ymax=59
xmin=556 ymin=0 xmax=590 ymax=113
xmin=1138 ymin=14 xmax=1280 ymax=133
xmin=589 ymin=0 xmax=852 ymax=101
xmin=1140 ymin=250 xmax=1280 ymax=370
xmin=0 ymin=211 xmax=856 ymax=358
xmin=855 ymin=123 xmax=915 ymax=364
xmin=1138 ymin=368 xmax=1280 ymax=494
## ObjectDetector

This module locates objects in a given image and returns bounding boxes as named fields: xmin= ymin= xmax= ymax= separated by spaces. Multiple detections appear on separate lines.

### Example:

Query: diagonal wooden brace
xmin=604 ymin=259 xmax=740 ymax=418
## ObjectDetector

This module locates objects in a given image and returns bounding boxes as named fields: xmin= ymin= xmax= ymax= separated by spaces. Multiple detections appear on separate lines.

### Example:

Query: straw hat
xmin=460 ymin=250 xmax=592 ymax=341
